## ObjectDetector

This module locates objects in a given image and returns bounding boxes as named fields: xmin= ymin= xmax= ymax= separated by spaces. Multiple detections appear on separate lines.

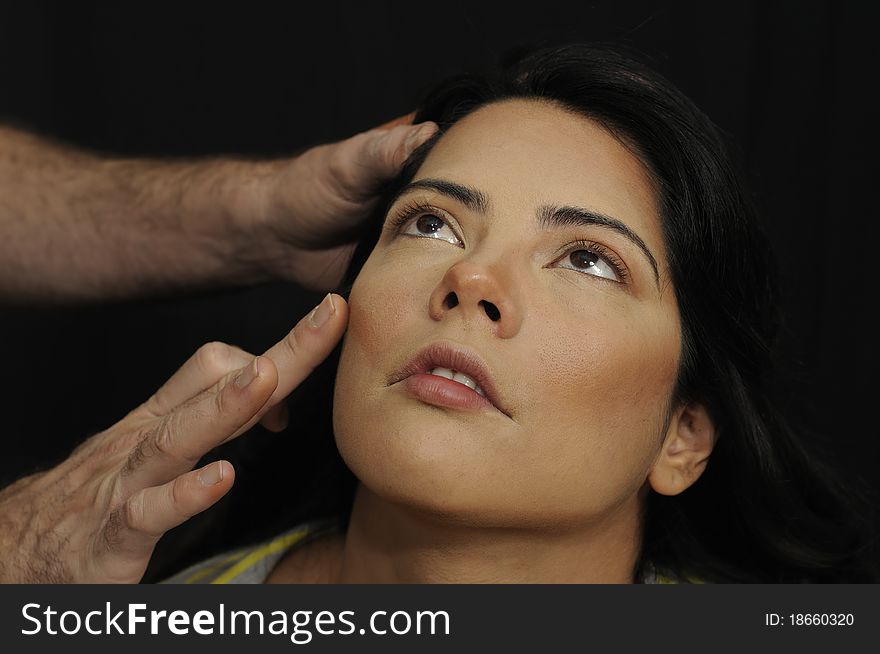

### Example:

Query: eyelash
xmin=385 ymin=202 xmax=631 ymax=283
xmin=564 ymin=239 xmax=630 ymax=283
xmin=386 ymin=201 xmax=440 ymax=232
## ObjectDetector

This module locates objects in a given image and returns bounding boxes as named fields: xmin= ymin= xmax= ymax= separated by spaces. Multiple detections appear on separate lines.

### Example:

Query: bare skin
xmin=270 ymin=99 xmax=717 ymax=584
xmin=0 ymin=113 xmax=439 ymax=582
xmin=0 ymin=292 xmax=349 ymax=583
xmin=0 ymin=116 xmax=436 ymax=302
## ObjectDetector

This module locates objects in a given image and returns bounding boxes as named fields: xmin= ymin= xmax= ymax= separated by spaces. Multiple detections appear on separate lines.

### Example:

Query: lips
xmin=389 ymin=341 xmax=510 ymax=417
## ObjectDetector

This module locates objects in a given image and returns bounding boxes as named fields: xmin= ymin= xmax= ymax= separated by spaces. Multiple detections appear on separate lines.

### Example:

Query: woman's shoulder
xmin=160 ymin=516 xmax=344 ymax=584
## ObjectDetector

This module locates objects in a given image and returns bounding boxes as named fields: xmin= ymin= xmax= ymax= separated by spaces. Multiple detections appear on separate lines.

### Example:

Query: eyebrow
xmin=395 ymin=178 xmax=490 ymax=215
xmin=538 ymin=205 xmax=660 ymax=284
xmin=394 ymin=177 xmax=660 ymax=286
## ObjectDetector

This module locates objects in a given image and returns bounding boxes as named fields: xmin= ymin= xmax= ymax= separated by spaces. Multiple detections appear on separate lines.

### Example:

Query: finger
xmin=199 ymin=293 xmax=347 ymax=423
xmin=367 ymin=121 xmax=439 ymax=172
xmin=145 ymin=342 xmax=253 ymax=416
xmin=119 ymin=357 xmax=277 ymax=493
xmin=104 ymin=460 xmax=234 ymax=561
xmin=260 ymin=401 xmax=288 ymax=432
xmin=260 ymin=399 xmax=289 ymax=432
xmin=375 ymin=110 xmax=416 ymax=130
xmin=327 ymin=121 xmax=438 ymax=205
xmin=257 ymin=292 xmax=348 ymax=415
xmin=144 ymin=341 xmax=287 ymax=432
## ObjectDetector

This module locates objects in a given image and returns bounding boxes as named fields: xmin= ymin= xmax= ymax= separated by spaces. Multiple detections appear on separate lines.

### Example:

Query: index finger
xmin=171 ymin=292 xmax=349 ymax=440
xmin=259 ymin=292 xmax=349 ymax=412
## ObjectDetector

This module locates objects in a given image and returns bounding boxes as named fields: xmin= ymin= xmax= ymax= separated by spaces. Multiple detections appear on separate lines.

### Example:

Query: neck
xmin=332 ymin=484 xmax=642 ymax=583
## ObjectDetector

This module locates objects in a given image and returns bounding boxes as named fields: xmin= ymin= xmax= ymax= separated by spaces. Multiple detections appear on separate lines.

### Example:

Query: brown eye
xmin=557 ymin=246 xmax=622 ymax=282
xmin=415 ymin=214 xmax=445 ymax=235
xmin=395 ymin=210 xmax=462 ymax=246
xmin=570 ymin=250 xmax=599 ymax=269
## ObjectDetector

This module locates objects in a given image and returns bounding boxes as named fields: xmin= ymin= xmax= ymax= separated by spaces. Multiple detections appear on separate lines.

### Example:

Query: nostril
xmin=445 ymin=292 xmax=459 ymax=309
xmin=481 ymin=300 xmax=501 ymax=321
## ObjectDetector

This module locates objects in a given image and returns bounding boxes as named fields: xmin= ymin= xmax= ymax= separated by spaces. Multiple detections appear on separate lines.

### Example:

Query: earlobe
xmin=648 ymin=403 xmax=716 ymax=497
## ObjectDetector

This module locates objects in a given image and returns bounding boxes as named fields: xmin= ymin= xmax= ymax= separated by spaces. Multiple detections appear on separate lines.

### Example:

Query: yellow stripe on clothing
xmin=211 ymin=527 xmax=313 ymax=584
xmin=183 ymin=549 xmax=250 ymax=584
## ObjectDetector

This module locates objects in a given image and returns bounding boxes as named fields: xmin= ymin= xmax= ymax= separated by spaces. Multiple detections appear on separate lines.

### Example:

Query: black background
xmin=1 ymin=1 xmax=877 ymax=580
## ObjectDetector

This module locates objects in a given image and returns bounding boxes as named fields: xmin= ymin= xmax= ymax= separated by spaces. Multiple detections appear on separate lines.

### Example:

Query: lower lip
xmin=399 ymin=373 xmax=498 ymax=413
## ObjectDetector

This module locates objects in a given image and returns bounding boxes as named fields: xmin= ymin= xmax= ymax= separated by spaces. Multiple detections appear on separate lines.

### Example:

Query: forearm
xmin=0 ymin=125 xmax=283 ymax=303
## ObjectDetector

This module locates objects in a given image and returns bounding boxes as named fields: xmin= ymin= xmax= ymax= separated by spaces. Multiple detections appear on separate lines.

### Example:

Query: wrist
xmin=218 ymin=158 xmax=293 ymax=282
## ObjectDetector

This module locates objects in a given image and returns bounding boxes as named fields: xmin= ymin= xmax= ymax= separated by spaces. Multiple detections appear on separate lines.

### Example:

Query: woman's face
xmin=333 ymin=99 xmax=682 ymax=529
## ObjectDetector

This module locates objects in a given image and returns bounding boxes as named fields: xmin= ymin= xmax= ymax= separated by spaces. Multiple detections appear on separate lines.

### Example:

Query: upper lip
xmin=389 ymin=340 xmax=510 ymax=417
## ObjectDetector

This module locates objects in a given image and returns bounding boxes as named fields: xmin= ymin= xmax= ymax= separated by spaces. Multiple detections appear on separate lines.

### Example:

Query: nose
xmin=428 ymin=259 xmax=523 ymax=338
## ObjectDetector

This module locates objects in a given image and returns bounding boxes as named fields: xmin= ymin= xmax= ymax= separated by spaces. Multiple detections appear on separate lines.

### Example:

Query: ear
xmin=648 ymin=403 xmax=717 ymax=496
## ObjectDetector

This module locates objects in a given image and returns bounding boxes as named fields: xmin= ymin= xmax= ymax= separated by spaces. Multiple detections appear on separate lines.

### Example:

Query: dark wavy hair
xmin=149 ymin=43 xmax=878 ymax=584
xmin=324 ymin=43 xmax=878 ymax=583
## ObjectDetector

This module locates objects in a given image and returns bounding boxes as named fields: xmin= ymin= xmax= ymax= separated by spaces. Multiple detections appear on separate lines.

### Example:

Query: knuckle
xmin=326 ymin=150 xmax=347 ymax=184
xmin=152 ymin=413 xmax=179 ymax=461
xmin=196 ymin=341 xmax=231 ymax=378
xmin=168 ymin=476 xmax=189 ymax=516
xmin=121 ymin=495 xmax=144 ymax=533
xmin=326 ymin=143 xmax=362 ymax=193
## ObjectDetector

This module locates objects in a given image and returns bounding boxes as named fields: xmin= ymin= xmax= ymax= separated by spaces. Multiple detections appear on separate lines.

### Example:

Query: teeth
xmin=451 ymin=372 xmax=479 ymax=393
xmin=428 ymin=367 xmax=486 ymax=397
xmin=428 ymin=366 xmax=455 ymax=380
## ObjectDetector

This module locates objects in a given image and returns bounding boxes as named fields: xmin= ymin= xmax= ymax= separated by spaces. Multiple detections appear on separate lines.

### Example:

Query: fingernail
xmin=308 ymin=293 xmax=336 ymax=329
xmin=198 ymin=462 xmax=224 ymax=486
xmin=234 ymin=356 xmax=262 ymax=390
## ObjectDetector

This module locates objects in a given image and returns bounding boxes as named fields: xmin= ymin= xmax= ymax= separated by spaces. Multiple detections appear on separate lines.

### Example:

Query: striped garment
xmin=161 ymin=517 xmax=693 ymax=584
xmin=161 ymin=517 xmax=343 ymax=584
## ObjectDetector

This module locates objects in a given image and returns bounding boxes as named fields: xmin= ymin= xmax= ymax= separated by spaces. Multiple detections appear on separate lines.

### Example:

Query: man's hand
xmin=249 ymin=115 xmax=438 ymax=291
xmin=0 ymin=117 xmax=435 ymax=303
xmin=0 ymin=293 xmax=347 ymax=583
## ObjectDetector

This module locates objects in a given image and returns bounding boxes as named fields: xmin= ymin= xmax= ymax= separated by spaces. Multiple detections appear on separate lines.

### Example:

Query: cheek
xmin=333 ymin=244 xmax=682 ymax=524
xmin=535 ymin=305 xmax=678 ymax=413
xmin=333 ymin=260 xmax=423 ymax=460
xmin=343 ymin=260 xmax=423 ymax=365
xmin=527 ymin=305 xmax=680 ymax=495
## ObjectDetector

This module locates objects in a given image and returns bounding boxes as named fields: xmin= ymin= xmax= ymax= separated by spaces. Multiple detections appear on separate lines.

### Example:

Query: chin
xmin=333 ymin=395 xmax=499 ymax=520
